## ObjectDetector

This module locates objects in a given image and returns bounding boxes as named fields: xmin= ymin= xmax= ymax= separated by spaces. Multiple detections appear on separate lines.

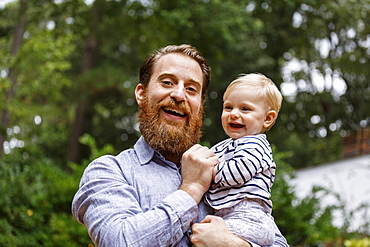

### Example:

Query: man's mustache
xmin=157 ymin=99 xmax=192 ymax=118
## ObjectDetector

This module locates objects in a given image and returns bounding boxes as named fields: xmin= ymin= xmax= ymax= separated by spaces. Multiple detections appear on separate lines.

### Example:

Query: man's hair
xmin=224 ymin=73 xmax=283 ymax=131
xmin=139 ymin=44 xmax=211 ymax=101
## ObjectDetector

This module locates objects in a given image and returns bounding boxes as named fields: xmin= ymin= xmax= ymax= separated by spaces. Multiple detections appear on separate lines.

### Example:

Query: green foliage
xmin=345 ymin=238 xmax=370 ymax=247
xmin=0 ymin=151 xmax=92 ymax=247
xmin=14 ymin=30 xmax=73 ymax=103
xmin=269 ymin=0 xmax=370 ymax=167
xmin=272 ymin=146 xmax=370 ymax=246
xmin=1 ymin=0 xmax=369 ymax=245
xmin=2 ymin=0 xmax=369 ymax=167
xmin=79 ymin=133 xmax=114 ymax=160
xmin=1 ymin=137 xmax=369 ymax=246
xmin=272 ymin=148 xmax=342 ymax=246
xmin=0 ymin=133 xmax=115 ymax=246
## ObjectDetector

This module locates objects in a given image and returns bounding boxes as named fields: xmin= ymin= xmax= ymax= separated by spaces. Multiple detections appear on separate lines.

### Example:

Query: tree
xmin=267 ymin=0 xmax=370 ymax=167
xmin=1 ymin=0 xmax=369 ymax=168
xmin=1 ymin=0 xmax=369 ymax=245
xmin=0 ymin=0 xmax=27 ymax=157
xmin=0 ymin=0 xmax=74 ymax=162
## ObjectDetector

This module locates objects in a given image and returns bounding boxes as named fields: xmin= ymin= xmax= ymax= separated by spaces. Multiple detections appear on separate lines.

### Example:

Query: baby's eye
xmin=241 ymin=107 xmax=250 ymax=111
xmin=224 ymin=105 xmax=232 ymax=110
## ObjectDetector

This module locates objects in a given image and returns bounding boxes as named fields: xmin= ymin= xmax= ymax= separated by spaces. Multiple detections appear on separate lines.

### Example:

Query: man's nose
xmin=170 ymin=84 xmax=186 ymax=102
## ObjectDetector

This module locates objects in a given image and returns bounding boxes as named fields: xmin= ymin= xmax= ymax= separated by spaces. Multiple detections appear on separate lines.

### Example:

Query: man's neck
xmin=163 ymin=153 xmax=181 ymax=167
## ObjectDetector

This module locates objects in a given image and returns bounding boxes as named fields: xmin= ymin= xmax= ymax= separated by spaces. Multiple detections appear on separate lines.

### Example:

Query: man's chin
xmin=162 ymin=120 xmax=187 ymax=130
xmin=137 ymin=95 xmax=204 ymax=155
xmin=160 ymin=112 xmax=188 ymax=125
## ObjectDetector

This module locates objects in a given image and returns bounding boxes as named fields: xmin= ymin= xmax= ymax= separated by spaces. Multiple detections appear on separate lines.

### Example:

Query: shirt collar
xmin=134 ymin=136 xmax=179 ymax=169
xmin=134 ymin=136 xmax=155 ymax=165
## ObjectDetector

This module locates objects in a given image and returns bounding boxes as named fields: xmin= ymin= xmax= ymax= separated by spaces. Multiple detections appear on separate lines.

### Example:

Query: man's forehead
xmin=153 ymin=53 xmax=203 ymax=80
xmin=155 ymin=53 xmax=197 ymax=68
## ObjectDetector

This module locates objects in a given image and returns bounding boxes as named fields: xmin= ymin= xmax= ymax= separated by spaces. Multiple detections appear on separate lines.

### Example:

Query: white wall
xmin=290 ymin=155 xmax=370 ymax=232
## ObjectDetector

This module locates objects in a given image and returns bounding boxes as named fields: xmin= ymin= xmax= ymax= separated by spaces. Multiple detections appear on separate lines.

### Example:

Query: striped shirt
xmin=205 ymin=134 xmax=275 ymax=210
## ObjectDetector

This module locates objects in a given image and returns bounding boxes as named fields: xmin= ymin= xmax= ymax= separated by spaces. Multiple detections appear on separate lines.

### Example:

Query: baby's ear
xmin=263 ymin=110 xmax=277 ymax=129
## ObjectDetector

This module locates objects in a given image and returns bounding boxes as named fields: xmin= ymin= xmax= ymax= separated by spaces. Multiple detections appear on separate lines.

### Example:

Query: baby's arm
xmin=213 ymin=154 xmax=259 ymax=187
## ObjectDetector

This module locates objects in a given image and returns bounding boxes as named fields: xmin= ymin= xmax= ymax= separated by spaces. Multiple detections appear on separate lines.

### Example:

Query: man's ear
xmin=263 ymin=110 xmax=277 ymax=129
xmin=135 ymin=83 xmax=145 ymax=106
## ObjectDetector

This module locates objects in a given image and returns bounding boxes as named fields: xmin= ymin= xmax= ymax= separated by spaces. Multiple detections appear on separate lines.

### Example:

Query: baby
xmin=205 ymin=73 xmax=282 ymax=246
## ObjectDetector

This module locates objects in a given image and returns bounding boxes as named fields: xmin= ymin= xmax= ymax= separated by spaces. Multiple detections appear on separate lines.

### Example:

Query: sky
xmin=0 ymin=0 xmax=94 ymax=8
xmin=281 ymin=58 xmax=347 ymax=97
xmin=0 ymin=0 xmax=13 ymax=8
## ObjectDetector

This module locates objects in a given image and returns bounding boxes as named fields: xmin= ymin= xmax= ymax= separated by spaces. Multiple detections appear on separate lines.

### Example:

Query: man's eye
xmin=187 ymin=86 xmax=197 ymax=92
xmin=162 ymin=80 xmax=172 ymax=86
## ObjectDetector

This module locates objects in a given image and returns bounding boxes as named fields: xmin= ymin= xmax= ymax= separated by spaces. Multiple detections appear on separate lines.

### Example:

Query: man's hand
xmin=191 ymin=215 xmax=252 ymax=247
xmin=179 ymin=144 xmax=218 ymax=204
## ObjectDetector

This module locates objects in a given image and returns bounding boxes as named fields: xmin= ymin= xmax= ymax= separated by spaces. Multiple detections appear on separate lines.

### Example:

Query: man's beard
xmin=137 ymin=94 xmax=204 ymax=157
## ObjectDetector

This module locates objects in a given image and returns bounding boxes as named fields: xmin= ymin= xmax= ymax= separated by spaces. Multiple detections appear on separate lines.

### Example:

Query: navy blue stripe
xmin=208 ymin=183 xmax=270 ymax=196
xmin=222 ymin=170 xmax=232 ymax=187
xmin=238 ymin=159 xmax=248 ymax=183
xmin=207 ymin=192 xmax=272 ymax=208
xmin=226 ymin=160 xmax=239 ymax=184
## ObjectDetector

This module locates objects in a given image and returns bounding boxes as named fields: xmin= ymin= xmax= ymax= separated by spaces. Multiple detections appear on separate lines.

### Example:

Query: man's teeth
xmin=163 ymin=107 xmax=185 ymax=116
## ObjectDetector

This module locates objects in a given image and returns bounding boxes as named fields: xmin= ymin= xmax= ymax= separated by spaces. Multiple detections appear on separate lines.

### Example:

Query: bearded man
xmin=72 ymin=44 xmax=288 ymax=247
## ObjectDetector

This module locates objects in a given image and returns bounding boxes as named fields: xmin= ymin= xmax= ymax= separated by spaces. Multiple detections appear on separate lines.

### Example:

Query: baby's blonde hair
xmin=224 ymin=73 xmax=283 ymax=131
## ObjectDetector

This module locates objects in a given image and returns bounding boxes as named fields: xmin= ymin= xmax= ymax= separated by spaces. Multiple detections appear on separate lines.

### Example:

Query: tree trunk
xmin=67 ymin=0 xmax=101 ymax=163
xmin=0 ymin=0 xmax=27 ymax=157
xmin=67 ymin=98 xmax=90 ymax=163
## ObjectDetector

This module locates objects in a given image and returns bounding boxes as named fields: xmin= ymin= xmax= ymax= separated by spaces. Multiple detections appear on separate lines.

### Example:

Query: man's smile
xmin=162 ymin=107 xmax=187 ymax=117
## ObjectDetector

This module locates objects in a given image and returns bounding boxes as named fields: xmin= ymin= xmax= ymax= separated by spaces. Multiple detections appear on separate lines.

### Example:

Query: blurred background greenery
xmin=0 ymin=0 xmax=369 ymax=246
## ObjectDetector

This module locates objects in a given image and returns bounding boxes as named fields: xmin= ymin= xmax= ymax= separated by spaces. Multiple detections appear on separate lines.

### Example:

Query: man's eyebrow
xmin=189 ymin=79 xmax=202 ymax=91
xmin=188 ymin=78 xmax=202 ymax=85
xmin=158 ymin=73 xmax=202 ymax=86
xmin=157 ymin=73 xmax=176 ymax=80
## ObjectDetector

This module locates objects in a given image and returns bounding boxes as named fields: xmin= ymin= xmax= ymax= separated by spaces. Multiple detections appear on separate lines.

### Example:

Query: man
xmin=72 ymin=44 xmax=288 ymax=247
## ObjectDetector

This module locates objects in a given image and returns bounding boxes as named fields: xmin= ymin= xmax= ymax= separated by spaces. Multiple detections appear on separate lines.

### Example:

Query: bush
xmin=345 ymin=238 xmax=370 ymax=247
xmin=271 ymin=148 xmax=341 ymax=246
xmin=0 ymin=151 xmax=92 ymax=246
xmin=0 ymin=133 xmax=114 ymax=246
xmin=1 ymin=138 xmax=368 ymax=246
